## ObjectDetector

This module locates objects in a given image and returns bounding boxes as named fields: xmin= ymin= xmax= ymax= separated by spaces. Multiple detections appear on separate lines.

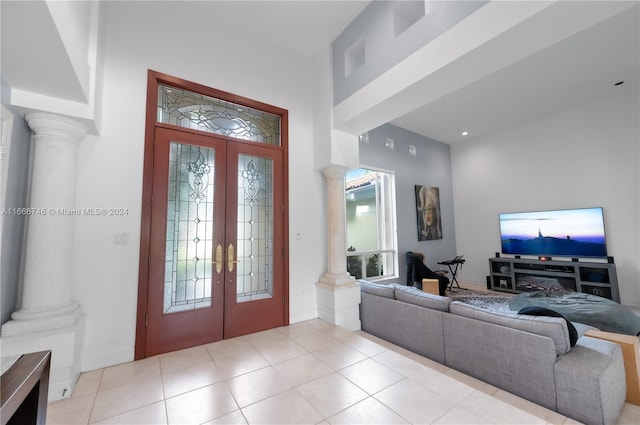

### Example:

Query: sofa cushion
xmin=357 ymin=280 xmax=396 ymax=299
xmin=449 ymin=301 xmax=572 ymax=355
xmin=394 ymin=285 xmax=450 ymax=312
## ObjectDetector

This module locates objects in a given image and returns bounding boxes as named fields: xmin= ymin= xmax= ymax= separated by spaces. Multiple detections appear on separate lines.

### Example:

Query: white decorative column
xmin=316 ymin=165 xmax=361 ymax=331
xmin=1 ymin=112 xmax=87 ymax=401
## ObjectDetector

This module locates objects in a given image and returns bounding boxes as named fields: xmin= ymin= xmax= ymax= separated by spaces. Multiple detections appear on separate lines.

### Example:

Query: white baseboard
xmin=81 ymin=347 xmax=134 ymax=372
xmin=289 ymin=307 xmax=318 ymax=325
xmin=49 ymin=377 xmax=76 ymax=401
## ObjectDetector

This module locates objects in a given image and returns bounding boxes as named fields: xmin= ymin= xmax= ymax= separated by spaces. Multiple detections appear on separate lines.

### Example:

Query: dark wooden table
xmin=1 ymin=351 xmax=51 ymax=425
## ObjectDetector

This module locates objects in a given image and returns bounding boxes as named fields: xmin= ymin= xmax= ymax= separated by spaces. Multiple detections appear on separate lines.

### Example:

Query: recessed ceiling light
xmin=461 ymin=131 xmax=469 ymax=136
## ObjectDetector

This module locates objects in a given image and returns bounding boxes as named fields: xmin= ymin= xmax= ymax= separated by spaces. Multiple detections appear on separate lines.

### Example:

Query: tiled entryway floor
xmin=47 ymin=319 xmax=640 ymax=424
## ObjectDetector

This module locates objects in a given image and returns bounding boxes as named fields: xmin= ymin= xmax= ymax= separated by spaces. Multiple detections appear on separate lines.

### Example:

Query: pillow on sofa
xmin=357 ymin=280 xmax=396 ymax=299
xmin=518 ymin=306 xmax=578 ymax=347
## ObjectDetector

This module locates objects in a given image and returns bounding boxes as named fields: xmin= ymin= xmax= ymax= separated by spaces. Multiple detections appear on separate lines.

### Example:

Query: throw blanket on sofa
xmin=509 ymin=290 xmax=640 ymax=336
xmin=451 ymin=294 xmax=512 ymax=313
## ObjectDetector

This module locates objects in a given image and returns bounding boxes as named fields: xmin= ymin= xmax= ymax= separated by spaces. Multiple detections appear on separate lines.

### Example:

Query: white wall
xmin=75 ymin=2 xmax=326 ymax=370
xmin=451 ymin=91 xmax=640 ymax=307
xmin=359 ymin=124 xmax=457 ymax=280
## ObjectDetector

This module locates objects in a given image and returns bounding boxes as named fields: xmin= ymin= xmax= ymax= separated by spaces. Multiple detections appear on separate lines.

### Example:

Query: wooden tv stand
xmin=488 ymin=257 xmax=619 ymax=302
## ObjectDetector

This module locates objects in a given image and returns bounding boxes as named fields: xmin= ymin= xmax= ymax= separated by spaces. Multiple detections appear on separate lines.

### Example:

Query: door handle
xmin=228 ymin=243 xmax=239 ymax=272
xmin=211 ymin=244 xmax=223 ymax=274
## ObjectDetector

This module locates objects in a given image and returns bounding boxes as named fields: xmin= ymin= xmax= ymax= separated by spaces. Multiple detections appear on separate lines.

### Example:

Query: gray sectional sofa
xmin=358 ymin=280 xmax=627 ymax=425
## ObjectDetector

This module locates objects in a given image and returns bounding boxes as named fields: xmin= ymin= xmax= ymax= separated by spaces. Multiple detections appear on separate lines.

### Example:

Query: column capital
xmin=25 ymin=112 xmax=89 ymax=143
xmin=322 ymin=165 xmax=349 ymax=180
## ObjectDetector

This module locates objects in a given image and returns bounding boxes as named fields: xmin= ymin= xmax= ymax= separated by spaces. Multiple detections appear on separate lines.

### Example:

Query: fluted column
xmin=316 ymin=165 xmax=360 ymax=331
xmin=2 ymin=112 xmax=87 ymax=335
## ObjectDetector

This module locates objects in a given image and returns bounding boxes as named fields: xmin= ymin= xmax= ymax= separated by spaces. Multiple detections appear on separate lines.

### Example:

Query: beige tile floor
xmin=47 ymin=319 xmax=640 ymax=425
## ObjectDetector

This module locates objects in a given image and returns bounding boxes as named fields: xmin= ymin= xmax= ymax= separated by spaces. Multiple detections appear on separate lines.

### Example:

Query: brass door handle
xmin=211 ymin=244 xmax=223 ymax=274
xmin=228 ymin=243 xmax=239 ymax=272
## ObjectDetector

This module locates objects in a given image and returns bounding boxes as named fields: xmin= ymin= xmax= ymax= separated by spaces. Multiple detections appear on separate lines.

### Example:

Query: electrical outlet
xmin=113 ymin=232 xmax=129 ymax=245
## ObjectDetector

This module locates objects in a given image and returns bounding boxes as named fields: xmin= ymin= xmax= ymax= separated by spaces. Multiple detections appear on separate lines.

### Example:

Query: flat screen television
xmin=499 ymin=207 xmax=608 ymax=258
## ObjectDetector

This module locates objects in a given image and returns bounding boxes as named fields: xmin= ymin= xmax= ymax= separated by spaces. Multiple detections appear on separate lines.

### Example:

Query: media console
xmin=489 ymin=257 xmax=620 ymax=302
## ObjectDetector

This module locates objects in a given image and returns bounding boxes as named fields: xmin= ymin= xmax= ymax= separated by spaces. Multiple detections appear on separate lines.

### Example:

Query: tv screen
xmin=499 ymin=207 xmax=608 ymax=258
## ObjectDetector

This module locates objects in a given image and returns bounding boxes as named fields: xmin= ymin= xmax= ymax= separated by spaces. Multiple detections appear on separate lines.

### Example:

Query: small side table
xmin=421 ymin=278 xmax=439 ymax=296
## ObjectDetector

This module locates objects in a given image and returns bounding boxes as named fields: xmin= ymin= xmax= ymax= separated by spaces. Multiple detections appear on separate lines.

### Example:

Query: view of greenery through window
xmin=345 ymin=168 xmax=397 ymax=280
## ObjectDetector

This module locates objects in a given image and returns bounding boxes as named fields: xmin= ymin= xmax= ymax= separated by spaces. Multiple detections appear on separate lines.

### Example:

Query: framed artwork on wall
xmin=415 ymin=185 xmax=442 ymax=241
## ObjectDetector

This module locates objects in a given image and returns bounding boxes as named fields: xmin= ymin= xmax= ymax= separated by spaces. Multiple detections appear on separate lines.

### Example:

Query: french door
xmin=144 ymin=127 xmax=285 ymax=356
xmin=137 ymin=71 xmax=289 ymax=358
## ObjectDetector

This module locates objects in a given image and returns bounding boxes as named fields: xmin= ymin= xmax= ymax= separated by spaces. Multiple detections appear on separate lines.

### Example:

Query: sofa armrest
xmin=443 ymin=313 xmax=559 ymax=410
xmin=554 ymin=337 xmax=626 ymax=425
xmin=585 ymin=329 xmax=640 ymax=405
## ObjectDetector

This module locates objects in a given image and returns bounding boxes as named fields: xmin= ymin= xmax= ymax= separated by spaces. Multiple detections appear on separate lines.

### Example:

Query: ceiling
xmin=193 ymin=1 xmax=370 ymax=58
xmin=391 ymin=3 xmax=640 ymax=144
xmin=2 ymin=1 xmax=637 ymax=145
xmin=202 ymin=1 xmax=639 ymax=145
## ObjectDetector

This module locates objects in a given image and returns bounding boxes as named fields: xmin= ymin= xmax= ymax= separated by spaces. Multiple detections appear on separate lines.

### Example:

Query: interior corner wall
xmin=451 ymin=91 xmax=640 ymax=307
xmin=358 ymin=124 xmax=457 ymax=284
xmin=74 ymin=1 xmax=325 ymax=370
xmin=1 ymin=79 xmax=31 ymax=325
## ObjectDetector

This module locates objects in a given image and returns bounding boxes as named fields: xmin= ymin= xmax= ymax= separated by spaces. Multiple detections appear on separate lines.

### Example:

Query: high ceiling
xmin=193 ymin=1 xmax=370 ymax=58
xmin=391 ymin=4 xmax=640 ymax=144
xmin=204 ymin=1 xmax=639 ymax=145
xmin=2 ymin=1 xmax=638 ymax=145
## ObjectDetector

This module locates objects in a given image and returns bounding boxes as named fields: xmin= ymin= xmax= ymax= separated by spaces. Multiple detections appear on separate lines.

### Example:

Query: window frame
xmin=345 ymin=166 xmax=398 ymax=281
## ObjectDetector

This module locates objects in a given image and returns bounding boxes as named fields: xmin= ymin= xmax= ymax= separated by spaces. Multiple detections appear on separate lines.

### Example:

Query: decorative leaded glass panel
xmin=157 ymin=85 xmax=280 ymax=146
xmin=164 ymin=142 xmax=215 ymax=314
xmin=236 ymin=154 xmax=273 ymax=302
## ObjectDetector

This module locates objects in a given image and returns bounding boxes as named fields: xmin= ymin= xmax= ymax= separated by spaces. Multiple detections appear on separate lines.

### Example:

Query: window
xmin=345 ymin=168 xmax=397 ymax=280
xmin=157 ymin=84 xmax=281 ymax=146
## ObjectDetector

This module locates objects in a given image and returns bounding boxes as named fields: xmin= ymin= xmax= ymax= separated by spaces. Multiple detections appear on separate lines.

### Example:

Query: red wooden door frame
xmin=135 ymin=70 xmax=289 ymax=359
